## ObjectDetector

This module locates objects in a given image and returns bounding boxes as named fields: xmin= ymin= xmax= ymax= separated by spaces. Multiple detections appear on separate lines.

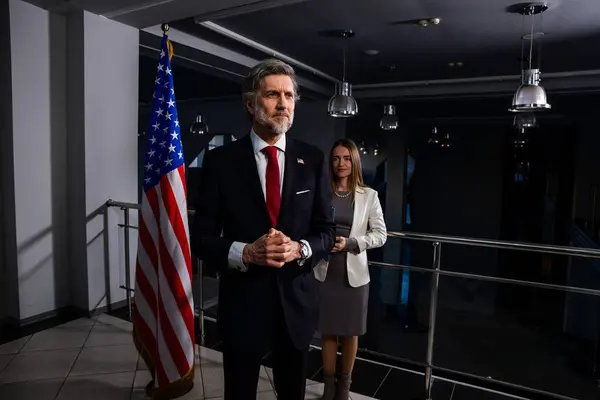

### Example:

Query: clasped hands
xmin=330 ymin=236 xmax=347 ymax=253
xmin=242 ymin=228 xmax=301 ymax=268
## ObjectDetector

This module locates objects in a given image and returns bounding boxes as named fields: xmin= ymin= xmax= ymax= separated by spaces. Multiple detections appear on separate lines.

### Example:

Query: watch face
xmin=301 ymin=244 xmax=308 ymax=258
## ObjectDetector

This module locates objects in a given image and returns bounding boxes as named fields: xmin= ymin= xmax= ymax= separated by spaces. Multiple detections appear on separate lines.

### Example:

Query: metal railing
xmin=106 ymin=199 xmax=214 ymax=338
xmin=105 ymin=199 xmax=600 ymax=400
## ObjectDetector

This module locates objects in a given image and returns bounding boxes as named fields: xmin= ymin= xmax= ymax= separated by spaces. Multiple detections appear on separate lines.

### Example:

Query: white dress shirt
xmin=227 ymin=130 xmax=312 ymax=271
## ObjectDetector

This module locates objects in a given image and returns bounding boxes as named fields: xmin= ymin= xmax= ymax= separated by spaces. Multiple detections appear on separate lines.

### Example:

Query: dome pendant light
xmin=510 ymin=68 xmax=551 ymax=112
xmin=190 ymin=113 xmax=209 ymax=135
xmin=328 ymin=30 xmax=358 ymax=118
xmin=380 ymin=105 xmax=399 ymax=130
xmin=428 ymin=127 xmax=441 ymax=145
xmin=509 ymin=3 xmax=551 ymax=113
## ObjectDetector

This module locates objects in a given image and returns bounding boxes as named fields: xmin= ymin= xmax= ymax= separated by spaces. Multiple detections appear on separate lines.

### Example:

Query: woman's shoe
xmin=321 ymin=373 xmax=337 ymax=400
xmin=335 ymin=373 xmax=352 ymax=400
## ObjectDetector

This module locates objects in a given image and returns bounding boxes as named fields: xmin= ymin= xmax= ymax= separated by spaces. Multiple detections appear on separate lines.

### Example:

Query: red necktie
xmin=262 ymin=146 xmax=281 ymax=227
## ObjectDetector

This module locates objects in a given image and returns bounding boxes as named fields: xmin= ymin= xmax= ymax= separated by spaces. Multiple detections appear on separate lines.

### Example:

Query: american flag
xmin=133 ymin=33 xmax=195 ymax=399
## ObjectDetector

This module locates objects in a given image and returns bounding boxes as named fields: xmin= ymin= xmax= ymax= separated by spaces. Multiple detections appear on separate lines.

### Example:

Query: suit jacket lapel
xmin=278 ymin=140 xmax=298 ymax=227
xmin=239 ymin=134 xmax=270 ymax=224
xmin=349 ymin=189 xmax=367 ymax=237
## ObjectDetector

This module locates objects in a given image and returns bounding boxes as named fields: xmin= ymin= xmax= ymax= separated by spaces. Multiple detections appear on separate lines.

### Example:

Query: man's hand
xmin=242 ymin=229 xmax=301 ymax=267
xmin=331 ymin=236 xmax=346 ymax=253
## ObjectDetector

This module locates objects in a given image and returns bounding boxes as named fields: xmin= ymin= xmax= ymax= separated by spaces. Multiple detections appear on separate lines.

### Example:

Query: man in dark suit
xmin=191 ymin=58 xmax=335 ymax=400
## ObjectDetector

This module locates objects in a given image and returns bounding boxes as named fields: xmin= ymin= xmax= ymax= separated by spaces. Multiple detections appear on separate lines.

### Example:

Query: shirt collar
xmin=250 ymin=129 xmax=286 ymax=154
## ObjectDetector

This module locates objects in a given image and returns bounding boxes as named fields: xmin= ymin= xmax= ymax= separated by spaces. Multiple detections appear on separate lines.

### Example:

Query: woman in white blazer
xmin=314 ymin=138 xmax=387 ymax=400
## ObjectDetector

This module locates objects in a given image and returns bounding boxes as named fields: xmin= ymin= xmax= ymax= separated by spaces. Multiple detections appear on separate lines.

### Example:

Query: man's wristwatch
xmin=298 ymin=241 xmax=309 ymax=260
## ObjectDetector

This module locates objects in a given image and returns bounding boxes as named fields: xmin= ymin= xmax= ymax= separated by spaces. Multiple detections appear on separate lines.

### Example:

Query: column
xmin=381 ymin=131 xmax=407 ymax=309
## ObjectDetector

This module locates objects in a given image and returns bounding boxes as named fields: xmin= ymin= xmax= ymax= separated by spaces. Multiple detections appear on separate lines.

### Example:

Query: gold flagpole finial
xmin=160 ymin=23 xmax=174 ymax=60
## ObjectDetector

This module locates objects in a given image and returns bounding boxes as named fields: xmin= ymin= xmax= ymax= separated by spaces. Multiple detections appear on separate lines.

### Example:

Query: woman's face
xmin=332 ymin=145 xmax=352 ymax=180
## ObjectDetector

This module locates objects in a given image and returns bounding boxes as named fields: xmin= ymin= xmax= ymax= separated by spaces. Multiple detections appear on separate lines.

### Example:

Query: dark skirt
xmin=317 ymin=252 xmax=369 ymax=337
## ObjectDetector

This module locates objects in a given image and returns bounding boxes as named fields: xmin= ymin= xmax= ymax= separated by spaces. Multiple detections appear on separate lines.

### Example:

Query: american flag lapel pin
xmin=297 ymin=158 xmax=304 ymax=164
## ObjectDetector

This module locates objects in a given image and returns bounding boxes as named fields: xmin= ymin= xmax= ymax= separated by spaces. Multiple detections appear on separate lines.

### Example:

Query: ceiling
xmin=23 ymin=0 xmax=311 ymax=28
xmin=174 ymin=0 xmax=600 ymax=83
xmin=28 ymin=0 xmax=600 ymax=98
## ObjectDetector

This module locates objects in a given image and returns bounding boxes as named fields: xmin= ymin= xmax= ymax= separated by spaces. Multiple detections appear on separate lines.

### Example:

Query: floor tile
xmin=198 ymin=345 xmax=223 ymax=366
xmin=375 ymin=369 xmax=454 ymax=400
xmin=350 ymin=360 xmax=391 ymax=397
xmin=0 ymin=354 xmax=15 ymax=373
xmin=56 ymin=317 xmax=96 ymax=328
xmin=199 ymin=361 xmax=272 ymax=398
xmin=69 ymin=344 xmax=138 ymax=376
xmin=258 ymin=367 xmax=274 ymax=393
xmin=305 ymin=382 xmax=324 ymax=399
xmin=0 ymin=349 xmax=79 ymax=384
xmin=84 ymin=321 xmax=133 ymax=347
xmin=0 ymin=377 xmax=64 ymax=400
xmin=200 ymin=360 xmax=225 ymax=399
xmin=21 ymin=325 xmax=92 ymax=352
xmin=257 ymin=391 xmax=277 ymax=400
xmin=95 ymin=314 xmax=133 ymax=327
xmin=56 ymin=371 xmax=135 ymax=400
xmin=0 ymin=336 xmax=31 ymax=354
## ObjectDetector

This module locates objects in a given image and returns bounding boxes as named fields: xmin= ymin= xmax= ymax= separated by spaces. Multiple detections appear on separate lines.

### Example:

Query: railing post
xmin=425 ymin=241 xmax=442 ymax=400
xmin=197 ymin=257 xmax=205 ymax=345
xmin=123 ymin=207 xmax=132 ymax=321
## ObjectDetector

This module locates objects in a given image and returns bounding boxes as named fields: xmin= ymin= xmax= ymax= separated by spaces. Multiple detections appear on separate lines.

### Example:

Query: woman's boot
xmin=335 ymin=373 xmax=352 ymax=400
xmin=321 ymin=373 xmax=337 ymax=400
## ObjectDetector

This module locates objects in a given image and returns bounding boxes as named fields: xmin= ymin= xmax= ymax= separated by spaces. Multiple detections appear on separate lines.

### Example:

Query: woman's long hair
xmin=329 ymin=138 xmax=367 ymax=200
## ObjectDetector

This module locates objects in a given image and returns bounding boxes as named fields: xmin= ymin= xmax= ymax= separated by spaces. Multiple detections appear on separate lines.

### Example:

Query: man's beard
xmin=255 ymin=105 xmax=294 ymax=135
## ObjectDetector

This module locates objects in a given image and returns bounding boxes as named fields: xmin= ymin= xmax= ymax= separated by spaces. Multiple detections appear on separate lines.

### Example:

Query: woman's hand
xmin=331 ymin=236 xmax=347 ymax=253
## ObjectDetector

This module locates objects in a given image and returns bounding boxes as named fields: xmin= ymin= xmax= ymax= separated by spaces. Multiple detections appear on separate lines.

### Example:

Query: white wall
xmin=82 ymin=11 xmax=139 ymax=311
xmin=4 ymin=1 xmax=140 ymax=321
xmin=9 ymin=0 xmax=69 ymax=319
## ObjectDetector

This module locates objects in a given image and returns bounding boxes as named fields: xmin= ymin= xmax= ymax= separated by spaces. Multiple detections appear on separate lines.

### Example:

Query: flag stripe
xmin=155 ymin=217 xmax=193 ymax=364
xmin=158 ymin=175 xmax=194 ymax=338
xmin=157 ymin=296 xmax=186 ymax=382
xmin=135 ymin=260 xmax=157 ymax=320
xmin=156 ymin=256 xmax=194 ymax=367
xmin=157 ymin=319 xmax=179 ymax=383
xmin=158 ymin=264 xmax=194 ymax=374
xmin=137 ymin=243 xmax=158 ymax=296
xmin=170 ymin=166 xmax=191 ymax=248
xmin=134 ymin=284 xmax=157 ymax=338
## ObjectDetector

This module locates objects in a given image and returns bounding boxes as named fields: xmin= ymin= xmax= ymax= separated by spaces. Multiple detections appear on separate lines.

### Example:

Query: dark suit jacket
xmin=191 ymin=134 xmax=335 ymax=353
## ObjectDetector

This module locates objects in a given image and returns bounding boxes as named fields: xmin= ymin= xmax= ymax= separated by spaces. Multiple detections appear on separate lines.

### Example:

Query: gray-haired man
xmin=192 ymin=59 xmax=335 ymax=400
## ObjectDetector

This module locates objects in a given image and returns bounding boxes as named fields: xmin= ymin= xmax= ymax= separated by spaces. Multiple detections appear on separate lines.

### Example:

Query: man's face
xmin=247 ymin=74 xmax=295 ymax=136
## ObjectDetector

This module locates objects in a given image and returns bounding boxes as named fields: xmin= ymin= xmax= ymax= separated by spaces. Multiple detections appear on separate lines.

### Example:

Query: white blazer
xmin=313 ymin=186 xmax=387 ymax=287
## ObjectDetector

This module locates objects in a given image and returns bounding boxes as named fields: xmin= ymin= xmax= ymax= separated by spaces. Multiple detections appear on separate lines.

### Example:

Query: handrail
xmin=107 ymin=199 xmax=196 ymax=216
xmin=368 ymin=261 xmax=600 ymax=297
xmin=388 ymin=230 xmax=600 ymax=259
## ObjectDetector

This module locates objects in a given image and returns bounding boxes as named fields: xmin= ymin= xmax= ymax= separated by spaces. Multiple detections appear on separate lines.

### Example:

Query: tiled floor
xmin=0 ymin=314 xmax=376 ymax=400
